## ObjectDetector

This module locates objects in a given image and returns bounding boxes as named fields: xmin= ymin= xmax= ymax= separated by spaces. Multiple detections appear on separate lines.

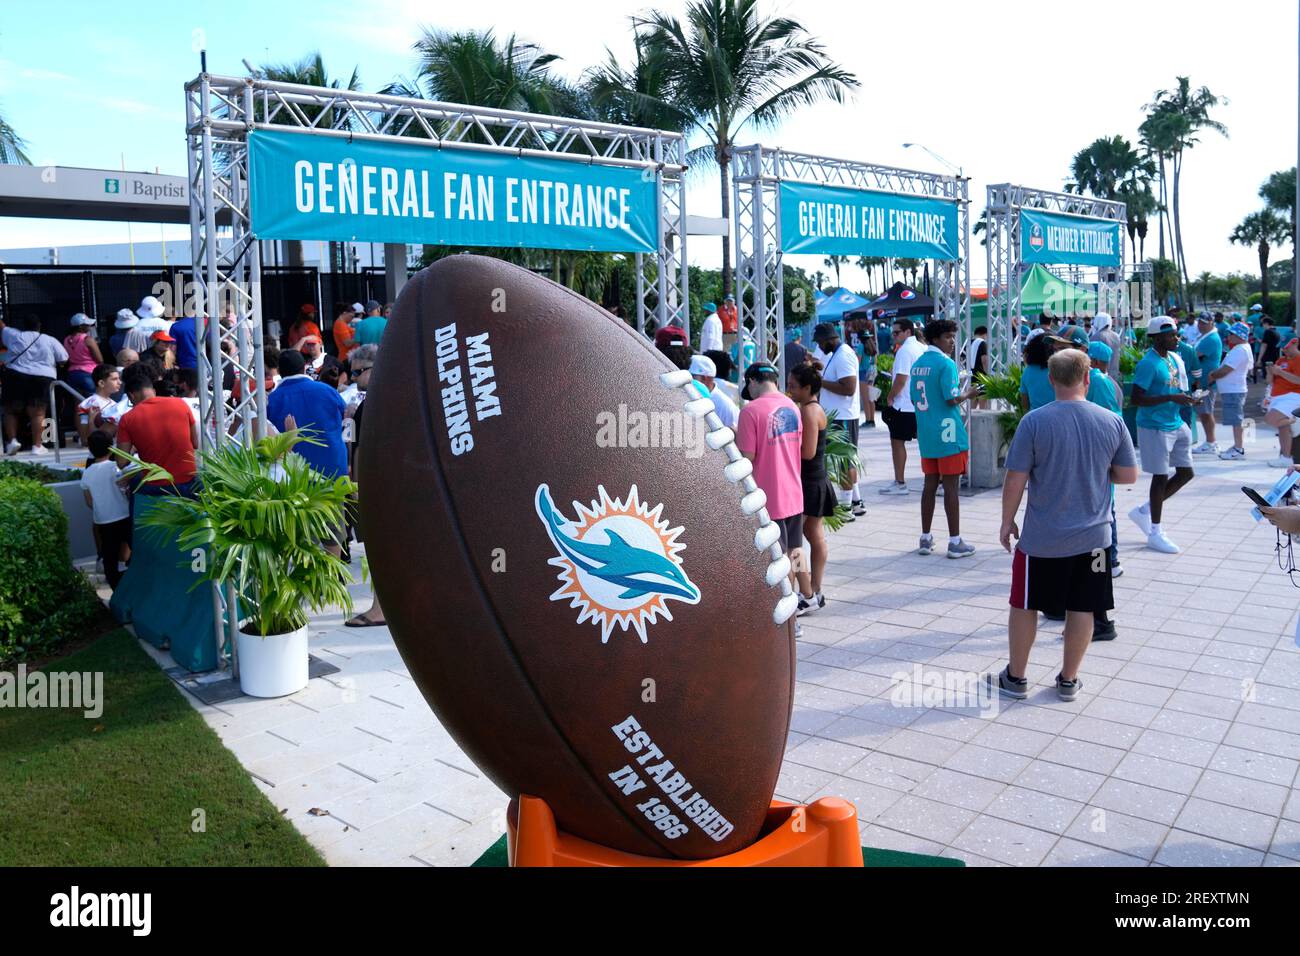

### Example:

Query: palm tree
xmin=1145 ymin=78 xmax=1229 ymax=296
xmin=1260 ymin=167 xmax=1297 ymax=255
xmin=408 ymin=28 xmax=571 ymax=119
xmin=253 ymin=53 xmax=362 ymax=268
xmin=1195 ymin=270 xmax=1214 ymax=308
xmin=896 ymin=258 xmax=921 ymax=287
xmin=584 ymin=41 xmax=692 ymax=133
xmin=1138 ymin=110 xmax=1179 ymax=264
xmin=0 ymin=106 xmax=30 ymax=164
xmin=1230 ymin=210 xmax=1289 ymax=314
xmin=1066 ymin=135 xmax=1154 ymax=264
xmin=823 ymin=255 xmax=848 ymax=288
xmin=636 ymin=0 xmax=859 ymax=297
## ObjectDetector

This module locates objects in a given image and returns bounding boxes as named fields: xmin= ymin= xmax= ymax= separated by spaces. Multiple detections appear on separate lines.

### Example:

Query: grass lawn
xmin=0 ymin=628 xmax=324 ymax=866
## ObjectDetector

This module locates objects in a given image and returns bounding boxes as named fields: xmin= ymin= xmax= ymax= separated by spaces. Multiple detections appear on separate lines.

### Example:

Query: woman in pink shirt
xmin=63 ymin=313 xmax=104 ymax=397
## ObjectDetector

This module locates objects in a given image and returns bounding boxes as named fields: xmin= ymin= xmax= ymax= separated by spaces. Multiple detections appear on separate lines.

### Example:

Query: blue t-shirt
xmin=1132 ymin=349 xmax=1183 ymax=432
xmin=1019 ymin=364 xmax=1056 ymax=410
xmin=877 ymin=325 xmax=892 ymax=357
xmin=1086 ymin=368 xmax=1122 ymax=415
xmin=1195 ymin=330 xmax=1222 ymax=388
xmin=266 ymin=375 xmax=348 ymax=479
xmin=354 ymin=315 xmax=388 ymax=346
xmin=1175 ymin=341 xmax=1199 ymax=388
xmin=910 ymin=347 xmax=968 ymax=458
xmin=170 ymin=316 xmax=198 ymax=370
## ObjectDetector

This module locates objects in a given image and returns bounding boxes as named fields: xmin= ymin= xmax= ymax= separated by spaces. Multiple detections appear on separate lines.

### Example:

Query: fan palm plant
xmin=821 ymin=410 xmax=857 ymax=532
xmin=123 ymin=430 xmax=356 ymax=636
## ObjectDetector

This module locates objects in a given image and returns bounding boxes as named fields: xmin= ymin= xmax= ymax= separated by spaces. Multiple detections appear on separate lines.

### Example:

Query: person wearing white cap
xmin=689 ymin=354 xmax=737 ymax=429
xmin=1207 ymin=322 xmax=1254 ymax=459
xmin=1191 ymin=311 xmax=1223 ymax=454
xmin=1129 ymin=316 xmax=1197 ymax=553
xmin=135 ymin=295 xmax=169 ymax=335
xmin=109 ymin=308 xmax=138 ymax=357
xmin=1088 ymin=312 xmax=1122 ymax=388
xmin=62 ymin=313 xmax=104 ymax=398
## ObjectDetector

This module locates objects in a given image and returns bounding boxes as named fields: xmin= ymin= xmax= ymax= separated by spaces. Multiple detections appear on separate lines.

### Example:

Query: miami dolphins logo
xmin=535 ymin=484 xmax=700 ymax=643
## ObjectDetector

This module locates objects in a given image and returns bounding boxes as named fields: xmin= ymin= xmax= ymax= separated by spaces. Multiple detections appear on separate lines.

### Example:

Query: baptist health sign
xmin=1020 ymin=208 xmax=1121 ymax=268
xmin=779 ymin=181 xmax=959 ymax=260
xmin=249 ymin=129 xmax=657 ymax=253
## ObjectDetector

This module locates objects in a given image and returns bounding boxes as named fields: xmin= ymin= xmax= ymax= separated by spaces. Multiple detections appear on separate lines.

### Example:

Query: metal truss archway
xmin=184 ymin=69 xmax=689 ymax=673
xmin=730 ymin=145 xmax=971 ymax=377
xmin=985 ymin=184 xmax=1129 ymax=373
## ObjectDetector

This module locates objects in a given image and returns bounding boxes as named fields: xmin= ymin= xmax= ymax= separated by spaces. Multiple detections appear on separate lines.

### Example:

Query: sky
xmin=1 ymin=0 xmax=1295 ymax=291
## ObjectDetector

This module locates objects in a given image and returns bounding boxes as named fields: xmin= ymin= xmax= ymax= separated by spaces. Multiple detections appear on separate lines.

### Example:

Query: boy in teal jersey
xmin=910 ymin=319 xmax=981 ymax=559
xmin=1130 ymin=316 xmax=1197 ymax=553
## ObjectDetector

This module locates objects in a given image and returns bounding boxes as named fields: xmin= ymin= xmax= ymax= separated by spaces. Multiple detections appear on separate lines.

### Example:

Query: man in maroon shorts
xmin=994 ymin=349 xmax=1138 ymax=701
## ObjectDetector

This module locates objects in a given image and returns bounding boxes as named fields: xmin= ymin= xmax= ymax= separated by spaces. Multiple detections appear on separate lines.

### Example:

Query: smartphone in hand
xmin=1242 ymin=486 xmax=1272 ymax=509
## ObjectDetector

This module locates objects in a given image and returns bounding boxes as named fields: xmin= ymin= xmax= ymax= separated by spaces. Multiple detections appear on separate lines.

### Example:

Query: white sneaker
xmin=1191 ymin=441 xmax=1219 ymax=456
xmin=3 ymin=438 xmax=19 ymax=456
xmin=879 ymin=482 xmax=910 ymax=495
xmin=1147 ymin=530 xmax=1180 ymax=554
xmin=29 ymin=445 xmax=48 ymax=456
xmin=1270 ymin=456 xmax=1293 ymax=468
xmin=1218 ymin=447 xmax=1245 ymax=460
xmin=1129 ymin=504 xmax=1152 ymax=536
xmin=1111 ymin=562 xmax=1124 ymax=578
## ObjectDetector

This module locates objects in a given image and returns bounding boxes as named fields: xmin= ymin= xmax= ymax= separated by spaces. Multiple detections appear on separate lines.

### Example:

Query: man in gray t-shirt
xmin=995 ymin=349 xmax=1138 ymax=703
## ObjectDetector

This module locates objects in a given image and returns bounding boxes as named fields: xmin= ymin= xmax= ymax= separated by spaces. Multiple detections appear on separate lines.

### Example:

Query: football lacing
xmin=659 ymin=370 xmax=798 ymax=626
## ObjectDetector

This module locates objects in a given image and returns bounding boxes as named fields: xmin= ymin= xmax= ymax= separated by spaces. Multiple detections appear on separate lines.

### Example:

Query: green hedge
xmin=0 ymin=460 xmax=81 ymax=484
xmin=0 ymin=479 xmax=102 ymax=666
xmin=1247 ymin=291 xmax=1291 ymax=316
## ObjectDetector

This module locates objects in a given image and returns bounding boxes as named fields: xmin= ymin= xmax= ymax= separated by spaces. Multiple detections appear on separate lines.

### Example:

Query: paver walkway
xmin=141 ymin=416 xmax=1300 ymax=866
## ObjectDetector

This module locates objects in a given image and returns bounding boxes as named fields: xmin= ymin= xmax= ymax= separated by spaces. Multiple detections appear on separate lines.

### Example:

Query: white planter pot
xmin=236 ymin=624 xmax=309 ymax=698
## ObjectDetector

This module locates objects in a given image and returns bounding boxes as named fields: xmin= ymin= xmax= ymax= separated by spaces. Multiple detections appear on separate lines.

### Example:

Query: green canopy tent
xmin=971 ymin=264 xmax=1097 ymax=322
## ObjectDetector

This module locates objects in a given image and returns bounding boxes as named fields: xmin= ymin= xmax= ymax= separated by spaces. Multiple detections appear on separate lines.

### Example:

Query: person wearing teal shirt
xmin=909 ymin=319 xmax=978 ymax=559
xmin=1086 ymin=340 xmax=1123 ymax=580
xmin=1175 ymin=338 xmax=1199 ymax=432
xmin=1019 ymin=332 xmax=1056 ymax=410
xmin=1192 ymin=313 xmax=1223 ymax=453
xmin=354 ymin=300 xmax=388 ymax=346
xmin=1086 ymin=342 xmax=1123 ymax=415
xmin=1130 ymin=316 xmax=1197 ymax=554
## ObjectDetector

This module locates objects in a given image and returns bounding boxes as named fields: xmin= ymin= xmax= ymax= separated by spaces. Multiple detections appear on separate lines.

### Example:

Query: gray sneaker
xmin=947 ymin=539 xmax=976 ymax=559
xmin=918 ymin=534 xmax=935 ymax=555
xmin=988 ymin=666 xmax=1028 ymax=700
xmin=879 ymin=482 xmax=910 ymax=495
xmin=1056 ymin=673 xmax=1083 ymax=702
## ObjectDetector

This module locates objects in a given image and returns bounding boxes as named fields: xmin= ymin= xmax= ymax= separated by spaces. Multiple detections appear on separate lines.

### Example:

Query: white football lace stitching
xmin=659 ymin=370 xmax=798 ymax=626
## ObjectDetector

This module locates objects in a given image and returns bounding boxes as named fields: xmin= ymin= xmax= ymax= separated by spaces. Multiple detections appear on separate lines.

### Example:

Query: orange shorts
xmin=921 ymin=450 xmax=969 ymax=476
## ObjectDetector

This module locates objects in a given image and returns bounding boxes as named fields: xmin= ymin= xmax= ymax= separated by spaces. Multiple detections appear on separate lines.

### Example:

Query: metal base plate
xmin=163 ymin=655 xmax=341 ymax=706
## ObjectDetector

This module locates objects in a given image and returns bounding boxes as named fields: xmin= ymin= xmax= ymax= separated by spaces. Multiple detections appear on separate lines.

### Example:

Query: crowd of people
xmin=4 ymin=285 xmax=1293 ymax=704
xmin=660 ymin=297 xmax=1292 ymax=701
xmin=0 ymin=296 xmax=388 ymax=628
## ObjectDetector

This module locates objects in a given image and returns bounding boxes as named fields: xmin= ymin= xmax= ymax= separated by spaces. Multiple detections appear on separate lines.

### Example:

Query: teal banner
xmin=779 ymin=181 xmax=959 ymax=260
xmin=1020 ymin=208 xmax=1121 ymax=267
xmin=248 ymin=129 xmax=657 ymax=253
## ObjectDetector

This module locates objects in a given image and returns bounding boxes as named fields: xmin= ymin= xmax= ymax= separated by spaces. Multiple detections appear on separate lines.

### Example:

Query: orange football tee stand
xmin=507 ymin=794 xmax=863 ymax=867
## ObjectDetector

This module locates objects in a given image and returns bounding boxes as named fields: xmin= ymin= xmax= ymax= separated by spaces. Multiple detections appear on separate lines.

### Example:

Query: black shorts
xmin=1 ymin=368 xmax=53 ymax=410
xmin=1009 ymin=547 xmax=1114 ymax=614
xmin=828 ymin=417 xmax=859 ymax=449
xmin=776 ymin=513 xmax=804 ymax=554
xmin=886 ymin=409 xmax=917 ymax=442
